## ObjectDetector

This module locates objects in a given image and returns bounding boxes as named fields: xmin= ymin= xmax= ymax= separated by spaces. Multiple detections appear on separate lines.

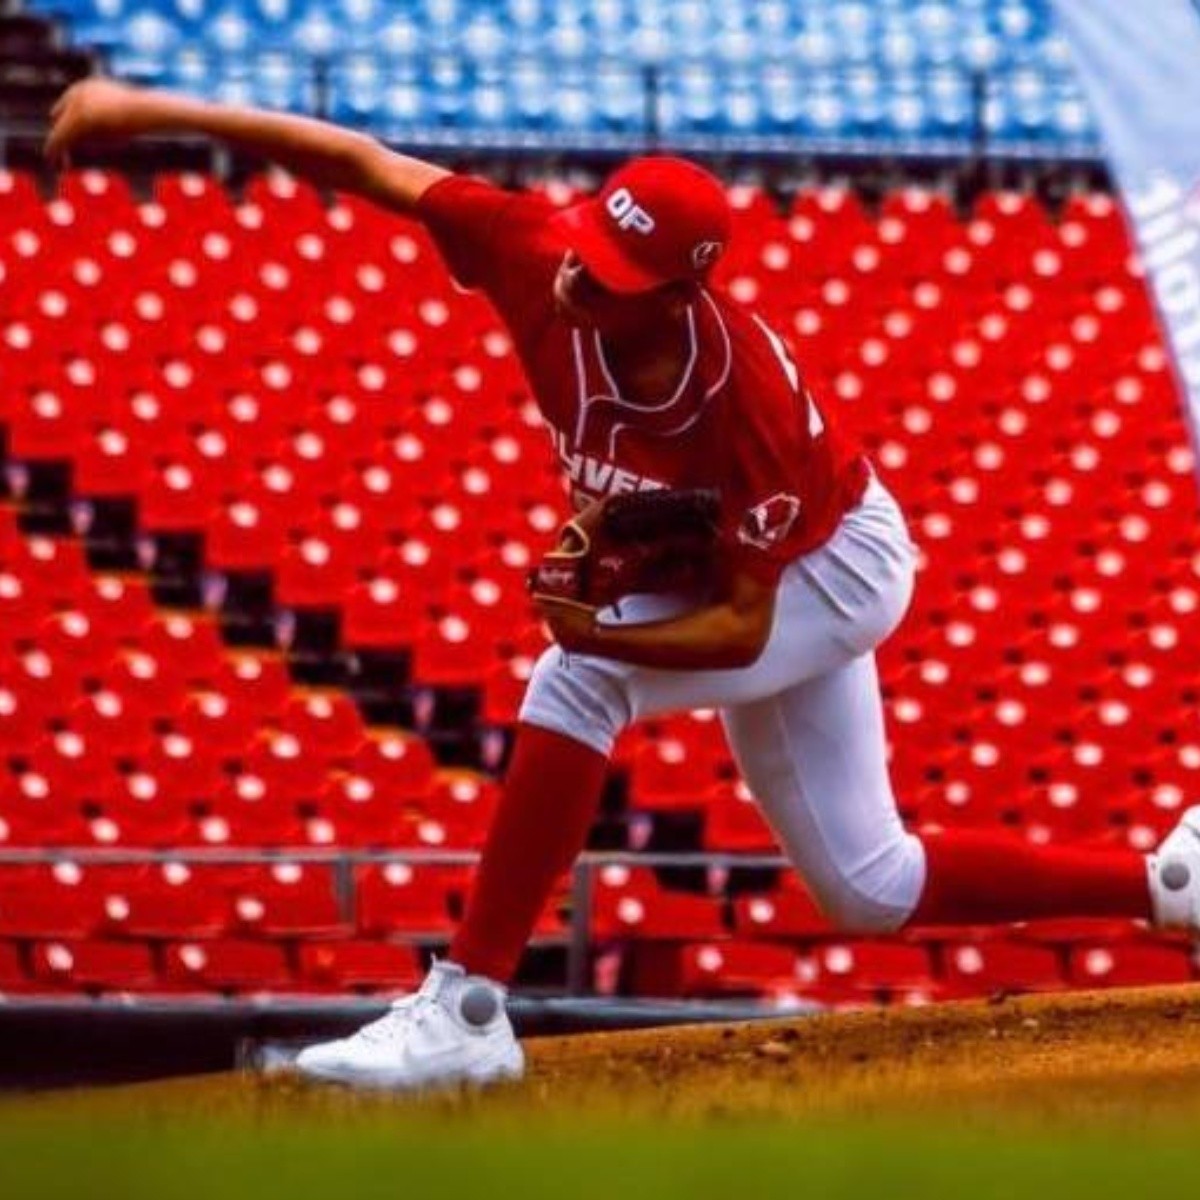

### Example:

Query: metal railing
xmin=0 ymin=846 xmax=793 ymax=996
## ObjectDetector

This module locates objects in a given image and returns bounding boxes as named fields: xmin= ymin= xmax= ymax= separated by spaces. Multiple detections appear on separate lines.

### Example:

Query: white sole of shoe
xmin=295 ymin=1047 xmax=526 ymax=1093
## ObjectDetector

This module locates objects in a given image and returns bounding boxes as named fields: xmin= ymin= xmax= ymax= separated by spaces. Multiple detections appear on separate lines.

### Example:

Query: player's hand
xmin=535 ymin=596 xmax=601 ymax=654
xmin=44 ymin=79 xmax=148 ymax=167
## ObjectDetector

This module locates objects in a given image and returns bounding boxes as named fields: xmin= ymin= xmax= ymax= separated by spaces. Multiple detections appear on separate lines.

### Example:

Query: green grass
xmin=0 ymin=1105 xmax=1190 ymax=1200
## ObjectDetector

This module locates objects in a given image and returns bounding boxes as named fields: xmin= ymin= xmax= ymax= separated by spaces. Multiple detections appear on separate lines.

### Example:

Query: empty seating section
xmin=1 ymin=166 xmax=1199 ymax=1004
xmin=26 ymin=0 xmax=1096 ymax=152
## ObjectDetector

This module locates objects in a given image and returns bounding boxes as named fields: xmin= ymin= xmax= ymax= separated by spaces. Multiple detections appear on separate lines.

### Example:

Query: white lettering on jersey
xmin=605 ymin=187 xmax=655 ymax=234
xmin=738 ymin=493 xmax=803 ymax=549
xmin=582 ymin=456 xmax=614 ymax=493
xmin=752 ymin=314 xmax=825 ymax=437
xmin=549 ymin=427 xmax=668 ymax=503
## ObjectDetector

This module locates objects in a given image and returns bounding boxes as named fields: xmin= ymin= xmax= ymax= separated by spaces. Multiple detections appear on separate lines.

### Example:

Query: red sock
xmin=450 ymin=723 xmax=609 ymax=982
xmin=910 ymin=829 xmax=1152 ymax=926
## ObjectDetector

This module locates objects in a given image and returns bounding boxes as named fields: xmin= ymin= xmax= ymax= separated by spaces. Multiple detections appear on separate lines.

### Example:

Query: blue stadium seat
xmin=160 ymin=45 xmax=213 ymax=94
xmin=109 ymin=10 xmax=180 ymax=78
xmin=886 ymin=79 xmax=930 ymax=142
xmin=376 ymin=13 xmax=422 ymax=60
xmin=794 ymin=24 xmax=839 ymax=71
xmin=254 ymin=49 xmax=308 ymax=112
xmin=508 ymin=58 xmax=553 ymax=129
xmin=925 ymin=69 xmax=973 ymax=139
xmin=291 ymin=5 xmax=347 ymax=56
xmin=595 ymin=65 xmax=644 ymax=134
xmin=26 ymin=0 xmax=1098 ymax=154
xmin=1051 ymin=89 xmax=1092 ymax=146
xmin=460 ymin=12 xmax=508 ymax=66
xmin=553 ymin=79 xmax=603 ymax=135
xmin=806 ymin=84 xmax=848 ymax=142
xmin=759 ymin=65 xmax=803 ymax=134
xmin=831 ymin=2 xmax=878 ymax=65
xmin=203 ymin=7 xmax=254 ymax=56
xmin=425 ymin=56 xmax=470 ymax=127
xmin=374 ymin=79 xmax=432 ymax=139
xmin=252 ymin=0 xmax=301 ymax=38
xmin=331 ymin=52 xmax=384 ymax=128
xmin=843 ymin=68 xmax=886 ymax=139
xmin=545 ymin=17 xmax=591 ymax=65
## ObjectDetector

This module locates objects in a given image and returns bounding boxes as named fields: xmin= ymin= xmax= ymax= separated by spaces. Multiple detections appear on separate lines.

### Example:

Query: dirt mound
xmin=524 ymin=984 xmax=1200 ymax=1124
xmin=20 ymin=985 xmax=1200 ymax=1128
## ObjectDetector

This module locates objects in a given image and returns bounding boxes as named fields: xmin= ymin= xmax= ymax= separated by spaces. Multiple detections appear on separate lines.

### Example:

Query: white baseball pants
xmin=520 ymin=474 xmax=928 ymax=933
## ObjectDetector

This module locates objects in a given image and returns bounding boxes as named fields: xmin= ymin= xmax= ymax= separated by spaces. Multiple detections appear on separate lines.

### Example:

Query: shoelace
xmin=356 ymin=991 xmax=438 ymax=1045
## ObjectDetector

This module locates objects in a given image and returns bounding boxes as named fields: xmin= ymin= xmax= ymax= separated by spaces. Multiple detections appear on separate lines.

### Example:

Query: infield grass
xmin=0 ymin=1098 xmax=1192 ymax=1200
xmin=6 ymin=990 xmax=1200 ymax=1200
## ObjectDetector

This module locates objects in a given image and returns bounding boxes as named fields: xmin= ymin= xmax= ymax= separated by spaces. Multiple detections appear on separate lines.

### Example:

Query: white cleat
xmin=294 ymin=960 xmax=524 ymax=1091
xmin=1148 ymin=806 xmax=1200 ymax=930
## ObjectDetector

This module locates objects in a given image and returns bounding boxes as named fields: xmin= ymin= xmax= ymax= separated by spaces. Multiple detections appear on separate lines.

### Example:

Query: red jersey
xmin=417 ymin=175 xmax=869 ymax=584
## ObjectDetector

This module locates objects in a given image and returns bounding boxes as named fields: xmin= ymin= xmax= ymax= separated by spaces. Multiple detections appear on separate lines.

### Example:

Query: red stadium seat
xmin=356 ymin=863 xmax=469 ymax=936
xmin=939 ymin=938 xmax=1066 ymax=994
xmin=163 ymin=939 xmax=293 ymax=992
xmin=228 ymin=863 xmax=348 ymax=937
xmin=732 ymin=876 xmax=836 ymax=939
xmin=591 ymin=866 xmax=725 ymax=940
xmin=315 ymin=772 xmax=411 ymax=846
xmin=99 ymin=863 xmax=230 ymax=938
xmin=275 ymin=534 xmax=359 ymax=609
xmin=481 ymin=654 xmax=535 ymax=724
xmin=217 ymin=651 xmax=292 ymax=720
xmin=138 ymin=730 xmax=225 ymax=800
xmin=679 ymin=940 xmax=800 ymax=998
xmin=1069 ymin=942 xmax=1195 ymax=988
xmin=279 ymin=689 xmax=366 ymax=759
xmin=30 ymin=940 xmax=158 ymax=992
xmin=0 ymin=673 xmax=52 ymax=746
xmin=0 ymin=768 xmax=92 ymax=846
xmin=703 ymin=782 xmax=777 ymax=851
xmin=425 ymin=770 xmax=500 ymax=848
xmin=628 ymin=728 xmax=724 ymax=811
xmin=242 ymin=728 xmax=335 ymax=797
xmin=103 ymin=769 xmax=194 ymax=846
xmin=2 ymin=171 xmax=1199 ymax=1004
xmin=206 ymin=496 xmax=290 ymax=571
xmin=172 ymin=687 xmax=258 ymax=757
xmin=0 ymin=862 xmax=106 ymax=936
xmin=341 ymin=573 xmax=423 ymax=649
xmin=139 ymin=613 xmax=227 ymax=686
xmin=350 ymin=729 xmax=437 ymax=799
xmin=0 ymin=941 xmax=31 ymax=991
xmin=202 ymin=771 xmax=304 ymax=846
xmin=801 ymin=940 xmax=934 ymax=995
xmin=412 ymin=614 xmax=497 ymax=685
xmin=297 ymin=940 xmax=424 ymax=992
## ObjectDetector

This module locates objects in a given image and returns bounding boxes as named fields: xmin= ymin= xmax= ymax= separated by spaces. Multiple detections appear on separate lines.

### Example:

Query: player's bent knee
xmin=809 ymin=832 xmax=925 ymax=935
xmin=518 ymin=647 xmax=633 ymax=758
xmin=816 ymin=889 xmax=908 ymax=935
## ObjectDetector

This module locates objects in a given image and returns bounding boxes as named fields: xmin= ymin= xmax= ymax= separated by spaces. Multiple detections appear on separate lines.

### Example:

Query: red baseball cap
xmin=552 ymin=156 xmax=732 ymax=294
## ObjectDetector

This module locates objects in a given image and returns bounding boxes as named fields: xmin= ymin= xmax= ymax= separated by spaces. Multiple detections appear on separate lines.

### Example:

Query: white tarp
xmin=1052 ymin=0 xmax=1200 ymax=454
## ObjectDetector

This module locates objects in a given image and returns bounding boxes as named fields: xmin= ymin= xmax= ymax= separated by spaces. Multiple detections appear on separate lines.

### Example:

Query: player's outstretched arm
xmin=44 ymin=79 xmax=450 ymax=214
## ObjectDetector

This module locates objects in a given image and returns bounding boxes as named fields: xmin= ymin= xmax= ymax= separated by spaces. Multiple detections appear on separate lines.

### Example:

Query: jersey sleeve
xmin=416 ymin=173 xmax=548 ymax=298
xmin=717 ymin=321 xmax=861 ymax=587
xmin=722 ymin=419 xmax=814 ymax=587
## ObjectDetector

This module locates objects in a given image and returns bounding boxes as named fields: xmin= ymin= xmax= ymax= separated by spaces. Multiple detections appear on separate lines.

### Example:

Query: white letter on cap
xmin=606 ymin=188 xmax=655 ymax=235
